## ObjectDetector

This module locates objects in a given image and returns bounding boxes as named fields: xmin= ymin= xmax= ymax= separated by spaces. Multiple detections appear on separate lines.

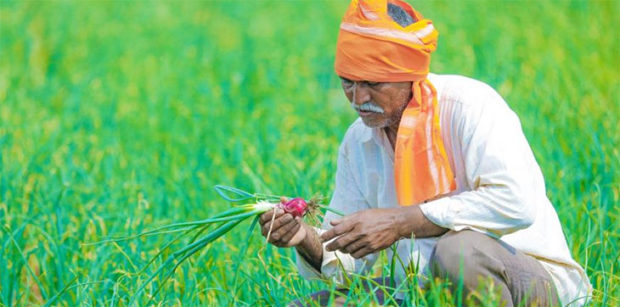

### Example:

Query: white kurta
xmin=296 ymin=74 xmax=592 ymax=305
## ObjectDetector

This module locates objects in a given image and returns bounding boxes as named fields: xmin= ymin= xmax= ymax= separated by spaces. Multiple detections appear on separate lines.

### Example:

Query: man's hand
xmin=320 ymin=206 xmax=448 ymax=259
xmin=259 ymin=207 xmax=306 ymax=247
xmin=259 ymin=203 xmax=324 ymax=271
xmin=320 ymin=208 xmax=404 ymax=259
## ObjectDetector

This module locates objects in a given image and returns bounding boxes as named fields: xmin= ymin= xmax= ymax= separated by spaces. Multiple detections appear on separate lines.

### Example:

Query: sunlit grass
xmin=0 ymin=0 xmax=618 ymax=305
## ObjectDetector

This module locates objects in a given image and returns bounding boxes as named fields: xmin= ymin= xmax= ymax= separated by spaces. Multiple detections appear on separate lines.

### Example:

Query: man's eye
xmin=366 ymin=81 xmax=380 ymax=87
xmin=341 ymin=78 xmax=354 ymax=87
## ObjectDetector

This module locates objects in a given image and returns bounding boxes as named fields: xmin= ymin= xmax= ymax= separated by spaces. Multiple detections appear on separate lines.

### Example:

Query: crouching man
xmin=260 ymin=0 xmax=591 ymax=305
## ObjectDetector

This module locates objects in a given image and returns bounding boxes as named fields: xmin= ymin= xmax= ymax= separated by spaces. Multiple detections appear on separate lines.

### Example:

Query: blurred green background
xmin=0 ymin=0 xmax=618 ymax=305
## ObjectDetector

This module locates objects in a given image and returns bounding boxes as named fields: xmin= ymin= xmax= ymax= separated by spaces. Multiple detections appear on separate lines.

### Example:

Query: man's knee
xmin=430 ymin=230 xmax=493 ymax=279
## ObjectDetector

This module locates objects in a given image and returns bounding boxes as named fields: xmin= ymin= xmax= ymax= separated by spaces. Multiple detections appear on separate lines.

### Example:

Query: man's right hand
xmin=259 ymin=208 xmax=307 ymax=247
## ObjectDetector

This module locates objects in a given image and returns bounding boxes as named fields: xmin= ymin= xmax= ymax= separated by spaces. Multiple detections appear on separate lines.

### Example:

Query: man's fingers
xmin=325 ymin=231 xmax=359 ymax=252
xmin=341 ymin=239 xmax=366 ymax=254
xmin=320 ymin=219 xmax=353 ymax=242
xmin=259 ymin=210 xmax=272 ymax=225
xmin=262 ymin=217 xmax=292 ymax=237
xmin=320 ymin=228 xmax=337 ymax=243
xmin=330 ymin=219 xmax=342 ymax=226
xmin=261 ymin=213 xmax=293 ymax=236
xmin=284 ymin=225 xmax=307 ymax=247
xmin=279 ymin=223 xmax=301 ymax=243
xmin=351 ymin=246 xmax=373 ymax=259
xmin=280 ymin=217 xmax=303 ymax=243
xmin=259 ymin=208 xmax=285 ymax=225
xmin=270 ymin=218 xmax=297 ymax=241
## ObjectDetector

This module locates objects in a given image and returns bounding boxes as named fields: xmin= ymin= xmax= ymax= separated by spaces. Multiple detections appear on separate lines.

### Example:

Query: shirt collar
xmin=359 ymin=124 xmax=386 ymax=147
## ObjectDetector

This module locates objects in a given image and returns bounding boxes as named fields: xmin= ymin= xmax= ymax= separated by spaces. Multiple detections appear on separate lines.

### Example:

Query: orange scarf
xmin=334 ymin=0 xmax=455 ymax=206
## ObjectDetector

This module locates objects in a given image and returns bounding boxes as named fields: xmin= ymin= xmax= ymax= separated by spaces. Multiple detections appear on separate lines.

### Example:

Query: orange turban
xmin=335 ymin=0 xmax=455 ymax=206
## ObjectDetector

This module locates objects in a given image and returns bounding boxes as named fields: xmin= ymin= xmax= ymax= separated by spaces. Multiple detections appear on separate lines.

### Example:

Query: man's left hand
xmin=320 ymin=208 xmax=405 ymax=259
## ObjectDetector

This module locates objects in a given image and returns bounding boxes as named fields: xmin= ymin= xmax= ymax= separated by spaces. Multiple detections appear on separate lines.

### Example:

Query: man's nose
xmin=352 ymin=82 xmax=371 ymax=105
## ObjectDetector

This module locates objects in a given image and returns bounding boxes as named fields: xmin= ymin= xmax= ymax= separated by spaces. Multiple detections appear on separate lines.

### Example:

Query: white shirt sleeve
xmin=419 ymin=88 xmax=541 ymax=237
xmin=296 ymin=141 xmax=379 ymax=285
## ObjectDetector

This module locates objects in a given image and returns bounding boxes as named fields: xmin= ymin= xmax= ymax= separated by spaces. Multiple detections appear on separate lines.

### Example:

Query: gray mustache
xmin=353 ymin=102 xmax=385 ymax=114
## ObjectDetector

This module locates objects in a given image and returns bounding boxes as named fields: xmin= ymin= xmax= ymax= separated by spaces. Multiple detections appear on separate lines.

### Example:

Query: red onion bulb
xmin=282 ymin=198 xmax=307 ymax=217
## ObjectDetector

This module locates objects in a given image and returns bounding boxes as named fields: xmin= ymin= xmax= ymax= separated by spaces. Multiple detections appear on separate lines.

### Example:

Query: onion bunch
xmin=97 ymin=185 xmax=341 ymax=304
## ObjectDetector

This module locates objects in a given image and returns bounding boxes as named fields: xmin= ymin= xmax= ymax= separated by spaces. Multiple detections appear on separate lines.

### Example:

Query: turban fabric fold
xmin=335 ymin=0 xmax=455 ymax=206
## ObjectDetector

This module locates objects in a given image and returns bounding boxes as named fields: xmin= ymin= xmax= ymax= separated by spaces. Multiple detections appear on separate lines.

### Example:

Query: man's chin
xmin=360 ymin=117 xmax=388 ymax=129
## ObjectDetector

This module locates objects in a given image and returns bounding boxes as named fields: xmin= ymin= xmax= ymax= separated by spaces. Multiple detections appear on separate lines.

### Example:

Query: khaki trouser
xmin=291 ymin=230 xmax=559 ymax=306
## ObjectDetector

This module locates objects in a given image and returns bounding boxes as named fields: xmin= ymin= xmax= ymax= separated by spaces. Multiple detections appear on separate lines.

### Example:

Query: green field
xmin=1 ymin=0 xmax=618 ymax=305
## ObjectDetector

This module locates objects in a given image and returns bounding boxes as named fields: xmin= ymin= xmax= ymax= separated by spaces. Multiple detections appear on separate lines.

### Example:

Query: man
xmin=259 ymin=0 xmax=591 ymax=305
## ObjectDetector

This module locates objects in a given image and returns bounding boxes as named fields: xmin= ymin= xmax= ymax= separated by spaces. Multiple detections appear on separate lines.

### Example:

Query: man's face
xmin=340 ymin=77 xmax=412 ymax=129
